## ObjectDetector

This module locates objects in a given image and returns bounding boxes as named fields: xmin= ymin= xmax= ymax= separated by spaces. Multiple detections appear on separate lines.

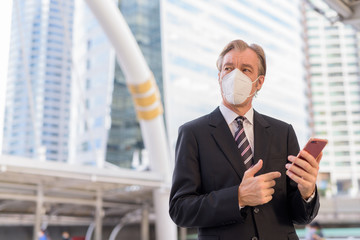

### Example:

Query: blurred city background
xmin=0 ymin=0 xmax=359 ymax=239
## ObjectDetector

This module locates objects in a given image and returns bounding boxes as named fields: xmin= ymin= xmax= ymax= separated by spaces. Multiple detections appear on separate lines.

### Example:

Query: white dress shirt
xmin=219 ymin=103 xmax=254 ymax=154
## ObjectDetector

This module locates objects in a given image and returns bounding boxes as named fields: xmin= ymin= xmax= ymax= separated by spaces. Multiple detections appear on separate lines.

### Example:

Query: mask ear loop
xmin=249 ymin=76 xmax=260 ymax=97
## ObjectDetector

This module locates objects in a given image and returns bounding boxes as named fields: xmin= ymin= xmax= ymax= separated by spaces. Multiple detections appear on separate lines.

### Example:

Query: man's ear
xmin=218 ymin=72 xmax=221 ymax=84
xmin=257 ymin=75 xmax=265 ymax=91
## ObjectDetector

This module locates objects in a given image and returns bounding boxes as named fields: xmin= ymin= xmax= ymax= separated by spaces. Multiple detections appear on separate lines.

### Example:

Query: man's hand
xmin=238 ymin=159 xmax=281 ymax=207
xmin=286 ymin=151 xmax=323 ymax=200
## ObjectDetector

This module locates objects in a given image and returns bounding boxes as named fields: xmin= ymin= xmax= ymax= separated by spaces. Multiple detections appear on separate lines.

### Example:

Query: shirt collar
xmin=219 ymin=103 xmax=254 ymax=125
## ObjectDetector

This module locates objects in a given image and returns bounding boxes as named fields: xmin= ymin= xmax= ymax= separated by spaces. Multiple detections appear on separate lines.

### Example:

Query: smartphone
xmin=298 ymin=138 xmax=328 ymax=160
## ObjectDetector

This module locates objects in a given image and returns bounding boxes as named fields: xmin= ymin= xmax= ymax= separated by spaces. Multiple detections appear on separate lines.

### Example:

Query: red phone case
xmin=301 ymin=138 xmax=328 ymax=159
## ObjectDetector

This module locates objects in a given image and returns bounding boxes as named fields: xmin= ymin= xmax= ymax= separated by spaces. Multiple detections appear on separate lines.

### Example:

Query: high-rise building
xmin=3 ymin=0 xmax=75 ymax=162
xmin=3 ymin=0 xmax=114 ymax=166
xmin=304 ymin=0 xmax=360 ymax=196
xmin=70 ymin=0 xmax=114 ymax=166
xmin=161 ymin=0 xmax=309 ymax=152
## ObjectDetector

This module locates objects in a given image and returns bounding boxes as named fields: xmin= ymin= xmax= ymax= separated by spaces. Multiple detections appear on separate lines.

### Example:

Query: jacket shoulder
xmin=179 ymin=113 xmax=210 ymax=131
xmin=179 ymin=107 xmax=222 ymax=131
xmin=257 ymin=112 xmax=292 ymax=128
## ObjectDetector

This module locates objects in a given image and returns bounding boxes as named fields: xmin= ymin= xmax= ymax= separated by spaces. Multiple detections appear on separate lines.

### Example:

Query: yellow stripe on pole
xmin=128 ymin=75 xmax=154 ymax=94
xmin=127 ymin=73 xmax=163 ymax=120
xmin=133 ymin=91 xmax=159 ymax=107
xmin=136 ymin=105 xmax=163 ymax=120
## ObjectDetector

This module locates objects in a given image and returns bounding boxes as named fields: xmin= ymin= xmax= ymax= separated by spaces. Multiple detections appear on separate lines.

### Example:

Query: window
xmin=311 ymin=72 xmax=322 ymax=77
xmin=327 ymin=62 xmax=342 ymax=67
xmin=94 ymin=117 xmax=103 ymax=127
xmin=328 ymin=72 xmax=342 ymax=77
xmin=332 ymin=120 xmax=347 ymax=126
xmin=327 ymin=53 xmax=341 ymax=58
xmin=330 ymin=91 xmax=344 ymax=96
xmin=333 ymin=130 xmax=348 ymax=136
xmin=86 ymin=78 xmax=91 ymax=89
xmin=314 ymin=111 xmax=326 ymax=116
xmin=326 ymin=44 xmax=340 ymax=49
xmin=47 ymin=149 xmax=58 ymax=154
xmin=311 ymin=82 xmax=323 ymax=87
xmin=315 ymin=121 xmax=326 ymax=126
xmin=82 ymin=142 xmax=90 ymax=151
xmin=331 ymin=101 xmax=345 ymax=106
xmin=334 ymin=141 xmax=349 ymax=146
xmin=331 ymin=111 xmax=346 ymax=116
xmin=329 ymin=82 xmax=343 ymax=87
xmin=313 ymin=101 xmax=325 ymax=106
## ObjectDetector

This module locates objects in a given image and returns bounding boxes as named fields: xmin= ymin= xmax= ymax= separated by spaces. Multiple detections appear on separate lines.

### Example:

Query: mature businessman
xmin=169 ymin=39 xmax=322 ymax=240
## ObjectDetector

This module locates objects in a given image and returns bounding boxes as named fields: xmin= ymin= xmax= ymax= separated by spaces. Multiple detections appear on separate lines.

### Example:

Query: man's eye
xmin=224 ymin=67 xmax=232 ymax=71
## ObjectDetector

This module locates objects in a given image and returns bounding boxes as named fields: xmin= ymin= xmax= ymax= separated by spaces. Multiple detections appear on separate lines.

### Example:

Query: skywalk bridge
xmin=0 ymin=154 xmax=165 ymax=240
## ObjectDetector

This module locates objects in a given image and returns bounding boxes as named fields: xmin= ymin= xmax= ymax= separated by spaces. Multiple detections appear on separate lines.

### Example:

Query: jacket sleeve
xmin=286 ymin=125 xmax=320 ymax=224
xmin=169 ymin=124 xmax=245 ymax=228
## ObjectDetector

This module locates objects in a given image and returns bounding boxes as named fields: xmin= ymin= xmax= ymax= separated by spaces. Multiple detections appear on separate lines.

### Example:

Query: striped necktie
xmin=234 ymin=116 xmax=253 ymax=169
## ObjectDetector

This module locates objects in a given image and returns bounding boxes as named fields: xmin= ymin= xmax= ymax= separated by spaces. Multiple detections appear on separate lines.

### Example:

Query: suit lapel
xmin=209 ymin=108 xmax=247 ymax=180
xmin=253 ymin=110 xmax=272 ymax=175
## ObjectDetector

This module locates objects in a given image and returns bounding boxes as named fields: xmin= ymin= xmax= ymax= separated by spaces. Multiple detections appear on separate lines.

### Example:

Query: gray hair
xmin=216 ymin=39 xmax=266 ymax=76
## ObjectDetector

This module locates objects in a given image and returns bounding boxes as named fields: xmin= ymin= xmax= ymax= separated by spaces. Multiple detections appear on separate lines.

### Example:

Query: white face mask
xmin=221 ymin=68 xmax=259 ymax=105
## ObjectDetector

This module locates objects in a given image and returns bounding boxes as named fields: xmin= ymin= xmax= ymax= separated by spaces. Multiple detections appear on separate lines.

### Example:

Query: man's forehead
xmin=222 ymin=50 xmax=257 ymax=67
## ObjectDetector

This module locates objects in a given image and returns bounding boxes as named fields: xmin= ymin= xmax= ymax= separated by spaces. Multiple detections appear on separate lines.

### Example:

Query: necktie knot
xmin=235 ymin=116 xmax=245 ymax=127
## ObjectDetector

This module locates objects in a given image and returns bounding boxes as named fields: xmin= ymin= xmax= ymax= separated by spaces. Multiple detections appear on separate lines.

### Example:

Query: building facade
xmin=161 ymin=0 xmax=309 ymax=154
xmin=3 ymin=0 xmax=75 ymax=162
xmin=70 ymin=0 xmax=115 ymax=166
xmin=3 ymin=0 xmax=114 ymax=166
xmin=304 ymin=0 xmax=360 ymax=196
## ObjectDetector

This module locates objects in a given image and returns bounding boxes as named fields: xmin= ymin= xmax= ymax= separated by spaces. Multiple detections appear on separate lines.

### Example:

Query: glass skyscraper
xmin=3 ymin=0 xmax=75 ymax=162
xmin=304 ymin=0 xmax=360 ymax=196
xmin=3 ymin=0 xmax=114 ymax=166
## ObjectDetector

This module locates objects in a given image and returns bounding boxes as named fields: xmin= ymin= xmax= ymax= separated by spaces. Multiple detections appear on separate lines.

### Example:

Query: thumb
xmin=243 ymin=159 xmax=263 ymax=179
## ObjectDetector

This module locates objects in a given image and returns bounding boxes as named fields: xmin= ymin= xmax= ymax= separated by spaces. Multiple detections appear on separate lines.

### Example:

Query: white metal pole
xmin=141 ymin=203 xmax=150 ymax=240
xmin=84 ymin=1 xmax=176 ymax=240
xmin=95 ymin=189 xmax=103 ymax=240
xmin=180 ymin=227 xmax=187 ymax=240
xmin=153 ymin=188 xmax=177 ymax=240
xmin=33 ymin=184 xmax=43 ymax=240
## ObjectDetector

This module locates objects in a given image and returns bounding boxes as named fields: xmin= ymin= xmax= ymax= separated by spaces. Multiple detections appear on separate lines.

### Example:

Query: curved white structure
xmin=84 ymin=0 xmax=176 ymax=240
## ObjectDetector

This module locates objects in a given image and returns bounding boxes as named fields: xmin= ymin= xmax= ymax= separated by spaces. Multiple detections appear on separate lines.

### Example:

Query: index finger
xmin=258 ymin=171 xmax=281 ymax=181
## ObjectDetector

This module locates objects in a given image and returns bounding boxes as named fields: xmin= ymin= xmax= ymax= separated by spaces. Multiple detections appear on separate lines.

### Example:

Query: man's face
xmin=218 ymin=48 xmax=264 ymax=107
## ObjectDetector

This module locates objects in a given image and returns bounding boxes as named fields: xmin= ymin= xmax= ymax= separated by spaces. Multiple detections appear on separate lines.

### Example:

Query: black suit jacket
xmin=169 ymin=107 xmax=320 ymax=240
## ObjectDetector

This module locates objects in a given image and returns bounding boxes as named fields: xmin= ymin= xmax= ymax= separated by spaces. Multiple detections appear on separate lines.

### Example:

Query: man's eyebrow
xmin=222 ymin=62 xmax=234 ymax=67
xmin=241 ymin=63 xmax=254 ymax=70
